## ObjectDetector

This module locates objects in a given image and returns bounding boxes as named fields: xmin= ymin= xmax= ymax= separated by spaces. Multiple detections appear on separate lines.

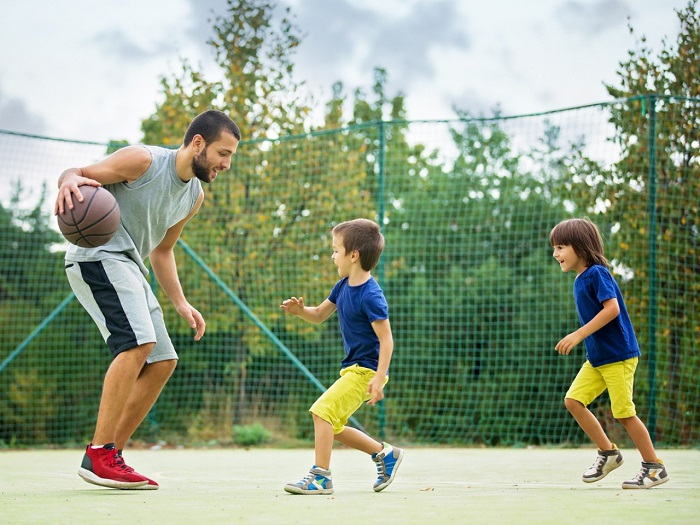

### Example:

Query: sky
xmin=0 ymin=0 xmax=688 ymax=144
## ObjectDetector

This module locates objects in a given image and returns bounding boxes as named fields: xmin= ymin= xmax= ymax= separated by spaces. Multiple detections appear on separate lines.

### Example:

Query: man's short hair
xmin=184 ymin=110 xmax=241 ymax=146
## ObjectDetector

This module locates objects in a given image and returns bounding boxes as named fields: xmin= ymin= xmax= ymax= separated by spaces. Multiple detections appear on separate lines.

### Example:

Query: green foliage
xmin=0 ymin=187 xmax=106 ymax=445
xmin=379 ymin=109 xmax=592 ymax=445
xmin=233 ymin=423 xmax=271 ymax=447
xmin=601 ymin=1 xmax=700 ymax=443
xmin=1 ymin=1 xmax=698 ymax=449
xmin=142 ymin=0 xmax=310 ymax=145
xmin=0 ymin=183 xmax=64 ymax=306
xmin=142 ymin=61 xmax=224 ymax=146
xmin=143 ymin=5 xmax=413 ymax=446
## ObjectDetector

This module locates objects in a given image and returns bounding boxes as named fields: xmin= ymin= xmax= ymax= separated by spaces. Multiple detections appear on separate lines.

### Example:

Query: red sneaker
xmin=78 ymin=443 xmax=148 ymax=489
xmin=116 ymin=450 xmax=159 ymax=490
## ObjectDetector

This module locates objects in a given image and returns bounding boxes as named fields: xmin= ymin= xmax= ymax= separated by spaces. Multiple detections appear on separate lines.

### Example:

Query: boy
xmin=550 ymin=217 xmax=669 ymax=489
xmin=280 ymin=218 xmax=403 ymax=495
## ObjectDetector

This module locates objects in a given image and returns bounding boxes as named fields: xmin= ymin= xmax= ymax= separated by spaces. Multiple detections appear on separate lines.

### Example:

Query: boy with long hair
xmin=550 ymin=217 xmax=668 ymax=489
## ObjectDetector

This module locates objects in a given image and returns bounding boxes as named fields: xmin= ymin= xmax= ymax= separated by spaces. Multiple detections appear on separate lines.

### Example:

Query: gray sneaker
xmin=372 ymin=443 xmax=404 ymax=492
xmin=582 ymin=447 xmax=623 ymax=482
xmin=284 ymin=466 xmax=333 ymax=495
xmin=621 ymin=461 xmax=669 ymax=489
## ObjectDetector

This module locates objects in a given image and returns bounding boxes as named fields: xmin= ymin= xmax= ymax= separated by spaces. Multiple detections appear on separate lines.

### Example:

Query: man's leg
xmin=67 ymin=259 xmax=170 ymax=489
xmin=92 ymin=343 xmax=154 ymax=446
xmin=79 ymin=343 xmax=154 ymax=489
xmin=114 ymin=359 xmax=177 ymax=450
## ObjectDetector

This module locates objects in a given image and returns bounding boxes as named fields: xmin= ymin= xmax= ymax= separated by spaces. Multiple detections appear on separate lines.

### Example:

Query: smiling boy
xmin=550 ymin=218 xmax=669 ymax=489
xmin=280 ymin=218 xmax=404 ymax=495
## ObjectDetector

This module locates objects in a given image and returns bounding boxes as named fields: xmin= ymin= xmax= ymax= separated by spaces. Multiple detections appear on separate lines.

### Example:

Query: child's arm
xmin=280 ymin=296 xmax=336 ymax=324
xmin=555 ymin=297 xmax=621 ymax=355
xmin=366 ymin=318 xmax=394 ymax=406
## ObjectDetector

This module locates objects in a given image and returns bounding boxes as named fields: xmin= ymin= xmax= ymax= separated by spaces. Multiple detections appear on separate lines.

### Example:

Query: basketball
xmin=57 ymin=186 xmax=121 ymax=248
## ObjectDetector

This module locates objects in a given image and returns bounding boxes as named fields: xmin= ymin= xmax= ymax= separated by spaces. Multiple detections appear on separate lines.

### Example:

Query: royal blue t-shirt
xmin=573 ymin=265 xmax=641 ymax=367
xmin=328 ymin=276 xmax=389 ymax=371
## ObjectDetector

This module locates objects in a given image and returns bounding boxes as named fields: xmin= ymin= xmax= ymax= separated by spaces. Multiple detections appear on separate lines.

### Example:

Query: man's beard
xmin=192 ymin=149 xmax=213 ymax=183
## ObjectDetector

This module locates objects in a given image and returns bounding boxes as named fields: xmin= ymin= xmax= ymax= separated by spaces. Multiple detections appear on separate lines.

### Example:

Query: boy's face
xmin=552 ymin=244 xmax=586 ymax=275
xmin=332 ymin=234 xmax=356 ymax=278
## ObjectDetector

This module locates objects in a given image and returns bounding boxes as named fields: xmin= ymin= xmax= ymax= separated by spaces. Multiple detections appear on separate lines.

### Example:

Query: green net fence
xmin=1 ymin=95 xmax=698 ymax=448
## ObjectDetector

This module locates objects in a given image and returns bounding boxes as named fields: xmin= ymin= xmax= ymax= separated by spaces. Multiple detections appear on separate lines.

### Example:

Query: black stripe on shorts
xmin=78 ymin=261 xmax=139 ymax=357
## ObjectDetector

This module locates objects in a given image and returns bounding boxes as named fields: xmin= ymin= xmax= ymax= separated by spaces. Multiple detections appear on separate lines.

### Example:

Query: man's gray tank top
xmin=65 ymin=146 xmax=202 ymax=276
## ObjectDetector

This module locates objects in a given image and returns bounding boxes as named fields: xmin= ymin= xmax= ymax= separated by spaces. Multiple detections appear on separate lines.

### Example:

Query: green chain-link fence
xmin=1 ymin=95 xmax=698 ymax=447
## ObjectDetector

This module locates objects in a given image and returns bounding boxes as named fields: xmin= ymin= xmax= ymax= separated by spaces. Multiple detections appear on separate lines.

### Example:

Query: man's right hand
xmin=54 ymin=170 xmax=101 ymax=215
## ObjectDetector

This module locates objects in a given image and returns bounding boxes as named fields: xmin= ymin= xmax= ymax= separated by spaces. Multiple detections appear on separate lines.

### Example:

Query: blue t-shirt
xmin=328 ymin=276 xmax=389 ymax=371
xmin=573 ymin=265 xmax=641 ymax=367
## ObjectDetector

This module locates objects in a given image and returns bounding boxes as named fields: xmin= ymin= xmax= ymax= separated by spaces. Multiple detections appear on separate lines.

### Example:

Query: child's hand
xmin=555 ymin=332 xmax=582 ymax=355
xmin=366 ymin=375 xmax=385 ymax=405
xmin=280 ymin=296 xmax=305 ymax=316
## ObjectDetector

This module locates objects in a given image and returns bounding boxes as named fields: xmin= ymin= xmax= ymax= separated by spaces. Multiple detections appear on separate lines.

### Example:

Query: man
xmin=54 ymin=110 xmax=240 ymax=490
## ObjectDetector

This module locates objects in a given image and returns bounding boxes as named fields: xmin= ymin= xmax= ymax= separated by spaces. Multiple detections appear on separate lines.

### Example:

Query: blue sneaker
xmin=372 ymin=443 xmax=404 ymax=492
xmin=284 ymin=466 xmax=333 ymax=495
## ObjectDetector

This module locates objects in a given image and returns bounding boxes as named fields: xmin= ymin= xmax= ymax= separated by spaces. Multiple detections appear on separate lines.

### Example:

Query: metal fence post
xmin=646 ymin=94 xmax=658 ymax=439
xmin=376 ymin=120 xmax=387 ymax=440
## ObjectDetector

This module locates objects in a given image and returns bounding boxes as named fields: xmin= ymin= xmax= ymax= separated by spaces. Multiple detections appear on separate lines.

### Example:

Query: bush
xmin=233 ymin=423 xmax=271 ymax=447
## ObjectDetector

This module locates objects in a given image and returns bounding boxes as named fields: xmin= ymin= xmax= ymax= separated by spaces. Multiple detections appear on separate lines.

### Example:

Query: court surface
xmin=1 ymin=447 xmax=697 ymax=524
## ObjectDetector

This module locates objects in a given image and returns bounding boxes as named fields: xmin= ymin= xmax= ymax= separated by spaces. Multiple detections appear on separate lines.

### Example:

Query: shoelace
xmin=629 ymin=467 xmax=649 ymax=483
xmin=103 ymin=454 xmax=119 ymax=469
xmin=113 ymin=453 xmax=136 ymax=473
xmin=374 ymin=455 xmax=386 ymax=477
xmin=590 ymin=454 xmax=607 ymax=472
xmin=296 ymin=471 xmax=318 ymax=486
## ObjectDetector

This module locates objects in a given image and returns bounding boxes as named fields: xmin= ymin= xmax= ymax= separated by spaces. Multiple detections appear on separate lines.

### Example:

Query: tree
xmin=377 ymin=109 xmax=585 ymax=443
xmin=140 ymin=0 xmax=318 ymax=426
xmin=0 ymin=184 xmax=76 ymax=445
xmin=598 ymin=1 xmax=699 ymax=443
xmin=524 ymin=1 xmax=700 ymax=446
xmin=0 ymin=183 xmax=64 ymax=307
xmin=137 ymin=0 xmax=391 ymax=430
xmin=141 ymin=0 xmax=310 ymax=145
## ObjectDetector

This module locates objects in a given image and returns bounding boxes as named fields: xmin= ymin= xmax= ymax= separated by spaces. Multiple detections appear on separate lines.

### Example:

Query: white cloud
xmin=0 ymin=0 xmax=690 ymax=143
xmin=0 ymin=86 xmax=48 ymax=135
xmin=555 ymin=0 xmax=633 ymax=35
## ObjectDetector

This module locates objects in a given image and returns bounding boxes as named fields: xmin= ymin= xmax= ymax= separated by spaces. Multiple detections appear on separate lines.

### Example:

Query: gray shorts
xmin=65 ymin=258 xmax=178 ymax=363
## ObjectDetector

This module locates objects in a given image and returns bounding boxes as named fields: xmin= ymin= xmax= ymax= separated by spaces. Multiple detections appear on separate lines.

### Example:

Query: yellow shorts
xmin=566 ymin=357 xmax=638 ymax=419
xmin=310 ymin=364 xmax=388 ymax=434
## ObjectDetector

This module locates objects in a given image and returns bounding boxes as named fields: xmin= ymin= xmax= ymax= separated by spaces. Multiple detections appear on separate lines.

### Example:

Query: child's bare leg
xmin=312 ymin=413 xmax=334 ymax=469
xmin=565 ymin=398 xmax=613 ymax=450
xmin=618 ymin=416 xmax=657 ymax=462
xmin=334 ymin=426 xmax=383 ymax=455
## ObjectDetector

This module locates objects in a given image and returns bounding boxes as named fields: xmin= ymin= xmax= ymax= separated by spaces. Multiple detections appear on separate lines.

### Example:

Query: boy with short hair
xmin=280 ymin=218 xmax=403 ymax=495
